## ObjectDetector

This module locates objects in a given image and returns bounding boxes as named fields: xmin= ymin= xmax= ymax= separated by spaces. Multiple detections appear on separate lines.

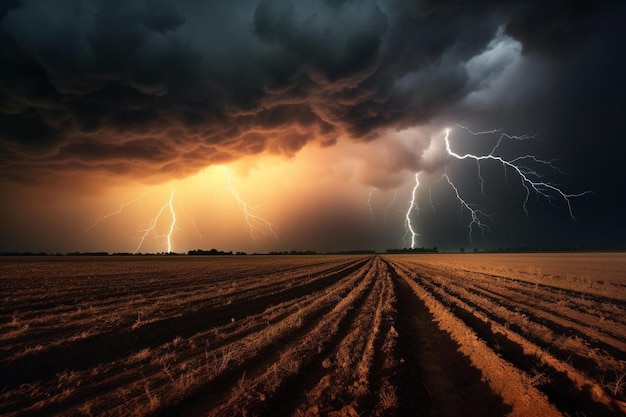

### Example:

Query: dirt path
xmin=390 ymin=263 xmax=511 ymax=417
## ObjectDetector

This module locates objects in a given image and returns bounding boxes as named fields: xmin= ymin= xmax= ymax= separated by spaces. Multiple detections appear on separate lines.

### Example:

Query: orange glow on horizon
xmin=2 ymin=127 xmax=435 ymax=254
xmin=77 ymin=139 xmax=389 ymax=253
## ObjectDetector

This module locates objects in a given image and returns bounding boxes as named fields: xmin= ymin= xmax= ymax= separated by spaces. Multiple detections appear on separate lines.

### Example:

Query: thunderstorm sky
xmin=1 ymin=0 xmax=625 ymax=253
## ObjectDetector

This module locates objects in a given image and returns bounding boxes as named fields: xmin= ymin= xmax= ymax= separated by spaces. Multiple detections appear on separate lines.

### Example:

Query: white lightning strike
xmin=223 ymin=168 xmax=278 ymax=240
xmin=384 ymin=188 xmax=399 ymax=223
xmin=455 ymin=125 xmax=536 ymax=196
xmin=134 ymin=189 xmax=177 ymax=254
xmin=87 ymin=191 xmax=150 ymax=231
xmin=180 ymin=204 xmax=202 ymax=239
xmin=367 ymin=188 xmax=377 ymax=226
xmin=441 ymin=173 xmax=491 ymax=244
xmin=444 ymin=127 xmax=591 ymax=220
xmin=455 ymin=124 xmax=537 ymax=154
xmin=403 ymin=173 xmax=420 ymax=249
xmin=89 ymin=189 xmax=194 ymax=253
xmin=428 ymin=180 xmax=438 ymax=213
xmin=405 ymin=126 xmax=590 ymax=247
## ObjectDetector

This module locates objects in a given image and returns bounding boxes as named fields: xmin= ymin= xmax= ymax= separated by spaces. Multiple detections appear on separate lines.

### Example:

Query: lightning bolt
xmin=402 ymin=173 xmax=420 ymax=249
xmin=223 ymin=167 xmax=278 ymax=240
xmin=404 ymin=126 xmax=590 ymax=247
xmin=180 ymin=203 xmax=202 ymax=240
xmin=455 ymin=124 xmax=537 ymax=156
xmin=444 ymin=127 xmax=591 ymax=220
xmin=367 ymin=188 xmax=377 ymax=226
xmin=383 ymin=188 xmax=399 ymax=223
xmin=134 ymin=189 xmax=177 ymax=254
xmin=440 ymin=172 xmax=491 ymax=244
xmin=87 ymin=191 xmax=150 ymax=231
xmin=428 ymin=179 xmax=439 ymax=213
xmin=89 ymin=189 xmax=195 ymax=253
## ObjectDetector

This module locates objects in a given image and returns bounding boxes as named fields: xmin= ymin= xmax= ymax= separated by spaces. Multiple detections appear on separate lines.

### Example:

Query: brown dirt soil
xmin=1 ymin=253 xmax=624 ymax=416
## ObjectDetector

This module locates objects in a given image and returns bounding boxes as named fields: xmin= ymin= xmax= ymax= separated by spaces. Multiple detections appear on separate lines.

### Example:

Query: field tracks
xmin=1 ymin=253 xmax=625 ymax=416
xmin=387 ymin=257 xmax=626 ymax=417
xmin=387 ymin=259 xmax=559 ymax=417
xmin=1 ymin=256 xmax=370 ymax=416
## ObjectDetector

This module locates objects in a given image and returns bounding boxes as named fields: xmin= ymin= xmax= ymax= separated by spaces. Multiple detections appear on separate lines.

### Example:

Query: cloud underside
xmin=0 ymin=0 xmax=617 ymax=184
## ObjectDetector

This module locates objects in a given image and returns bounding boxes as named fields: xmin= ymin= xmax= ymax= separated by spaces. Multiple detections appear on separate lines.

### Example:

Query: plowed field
xmin=1 ymin=253 xmax=625 ymax=416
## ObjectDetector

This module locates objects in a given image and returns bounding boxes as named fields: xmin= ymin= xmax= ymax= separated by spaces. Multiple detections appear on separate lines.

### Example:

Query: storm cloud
xmin=0 ymin=0 xmax=622 ymax=184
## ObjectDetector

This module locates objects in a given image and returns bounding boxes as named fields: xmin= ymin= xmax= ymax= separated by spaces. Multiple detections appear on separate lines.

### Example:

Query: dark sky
xmin=1 ymin=0 xmax=625 ymax=253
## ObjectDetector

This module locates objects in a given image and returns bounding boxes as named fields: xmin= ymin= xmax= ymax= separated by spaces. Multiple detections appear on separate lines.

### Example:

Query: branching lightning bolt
xmin=223 ymin=167 xmax=278 ymax=240
xmin=403 ymin=126 xmax=591 ymax=247
xmin=444 ymin=127 xmax=591 ymax=220
xmin=367 ymin=188 xmax=377 ymax=226
xmin=90 ymin=166 xmax=278 ymax=251
xmin=402 ymin=173 xmax=420 ymax=249
xmin=455 ymin=124 xmax=537 ymax=154
xmin=441 ymin=173 xmax=491 ymax=244
xmin=134 ymin=189 xmax=177 ymax=254
xmin=89 ymin=189 xmax=193 ymax=253
xmin=87 ymin=191 xmax=150 ymax=231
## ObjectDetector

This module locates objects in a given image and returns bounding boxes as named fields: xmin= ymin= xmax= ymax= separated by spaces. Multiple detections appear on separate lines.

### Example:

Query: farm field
xmin=1 ymin=253 xmax=625 ymax=417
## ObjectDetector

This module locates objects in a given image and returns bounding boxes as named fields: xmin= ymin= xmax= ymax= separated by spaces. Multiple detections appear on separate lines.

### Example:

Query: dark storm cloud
xmin=0 ymin=0 xmax=622 ymax=183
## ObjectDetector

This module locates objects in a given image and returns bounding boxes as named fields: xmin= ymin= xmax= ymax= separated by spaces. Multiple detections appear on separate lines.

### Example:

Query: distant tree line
xmin=0 ymin=251 xmax=51 ymax=256
xmin=3 ymin=244 xmax=624 ymax=257
xmin=268 ymin=250 xmax=318 ymax=255
xmin=267 ymin=249 xmax=377 ymax=255
xmin=386 ymin=247 xmax=439 ymax=254
xmin=328 ymin=249 xmax=377 ymax=255
xmin=188 ymin=249 xmax=247 ymax=256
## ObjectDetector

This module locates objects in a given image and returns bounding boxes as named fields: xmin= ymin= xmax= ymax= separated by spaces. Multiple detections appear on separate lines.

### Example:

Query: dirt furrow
xmin=431 ymin=278 xmax=625 ymax=379
xmin=383 ymin=258 xmax=514 ymax=417
xmin=288 ymin=257 xmax=388 ymax=416
xmin=0 ymin=257 xmax=352 ymax=344
xmin=466 ymin=277 xmax=626 ymax=343
xmin=352 ymin=263 xmax=399 ymax=416
xmin=416 ymin=273 xmax=626 ymax=415
xmin=411 ymin=263 xmax=626 ymax=364
xmin=0 ymin=257 xmax=370 ymax=392
xmin=402 ymin=261 xmax=626 ymax=328
xmin=188 ymin=258 xmax=379 ymax=416
xmin=434 ymin=275 xmax=626 ymax=373
xmin=386 ymin=258 xmax=561 ymax=417
xmin=411 ymin=258 xmax=626 ymax=304
xmin=1 ymin=258 xmax=363 ymax=350
xmin=442 ymin=272 xmax=626 ymax=359
xmin=4 ymin=254 xmax=624 ymax=417
xmin=466 ymin=278 xmax=626 ymax=332
xmin=1 ymin=259 xmax=375 ymax=417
